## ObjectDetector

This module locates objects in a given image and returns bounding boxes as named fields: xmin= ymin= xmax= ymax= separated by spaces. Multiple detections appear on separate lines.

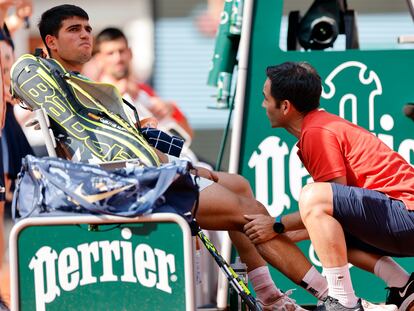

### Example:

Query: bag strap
xmin=122 ymin=97 xmax=141 ymax=129
xmin=12 ymin=160 xmax=45 ymax=220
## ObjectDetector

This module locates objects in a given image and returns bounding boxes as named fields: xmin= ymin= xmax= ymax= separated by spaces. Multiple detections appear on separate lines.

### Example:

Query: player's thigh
xmin=215 ymin=172 xmax=254 ymax=198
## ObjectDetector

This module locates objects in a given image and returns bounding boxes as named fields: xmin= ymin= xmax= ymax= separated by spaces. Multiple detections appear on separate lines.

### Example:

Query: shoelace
xmin=282 ymin=289 xmax=299 ymax=305
xmin=257 ymin=289 xmax=299 ymax=307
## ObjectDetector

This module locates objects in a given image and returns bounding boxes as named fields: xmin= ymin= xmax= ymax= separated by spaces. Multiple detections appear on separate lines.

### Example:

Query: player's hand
xmin=243 ymin=214 xmax=277 ymax=244
xmin=140 ymin=117 xmax=158 ymax=128
xmin=192 ymin=166 xmax=219 ymax=182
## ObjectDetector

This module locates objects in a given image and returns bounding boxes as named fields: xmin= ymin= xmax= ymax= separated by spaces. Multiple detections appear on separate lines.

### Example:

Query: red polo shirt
xmin=297 ymin=110 xmax=414 ymax=210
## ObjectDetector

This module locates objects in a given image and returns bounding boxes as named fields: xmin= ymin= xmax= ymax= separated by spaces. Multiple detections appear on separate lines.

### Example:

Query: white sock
xmin=374 ymin=256 xmax=410 ymax=288
xmin=302 ymin=266 xmax=328 ymax=299
xmin=324 ymin=264 xmax=358 ymax=308
xmin=248 ymin=266 xmax=282 ymax=304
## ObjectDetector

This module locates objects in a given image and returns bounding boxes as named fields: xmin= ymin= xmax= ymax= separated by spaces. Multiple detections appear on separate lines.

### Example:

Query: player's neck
xmin=52 ymin=55 xmax=83 ymax=73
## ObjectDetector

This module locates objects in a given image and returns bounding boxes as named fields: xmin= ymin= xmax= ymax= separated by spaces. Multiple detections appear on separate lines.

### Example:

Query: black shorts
xmin=331 ymin=183 xmax=414 ymax=257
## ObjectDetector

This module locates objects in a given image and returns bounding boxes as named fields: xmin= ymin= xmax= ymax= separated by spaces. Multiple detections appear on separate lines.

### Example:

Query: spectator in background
xmin=91 ymin=27 xmax=194 ymax=140
xmin=4 ymin=0 xmax=31 ymax=33
xmin=0 ymin=2 xmax=33 ymax=308
xmin=0 ymin=1 xmax=9 ymax=281
xmin=1 ymin=0 xmax=33 ymax=208
xmin=196 ymin=0 xmax=223 ymax=37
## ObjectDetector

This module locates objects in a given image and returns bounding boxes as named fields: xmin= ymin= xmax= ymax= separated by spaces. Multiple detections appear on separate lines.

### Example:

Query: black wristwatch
xmin=273 ymin=216 xmax=285 ymax=233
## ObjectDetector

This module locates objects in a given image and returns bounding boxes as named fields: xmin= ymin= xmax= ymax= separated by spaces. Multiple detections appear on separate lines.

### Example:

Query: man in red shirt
xmin=246 ymin=61 xmax=414 ymax=311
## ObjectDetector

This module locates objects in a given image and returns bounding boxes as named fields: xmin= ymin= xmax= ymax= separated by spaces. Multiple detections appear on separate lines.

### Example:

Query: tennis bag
xmin=10 ymin=54 xmax=160 ymax=166
xmin=13 ymin=155 xmax=199 ymax=221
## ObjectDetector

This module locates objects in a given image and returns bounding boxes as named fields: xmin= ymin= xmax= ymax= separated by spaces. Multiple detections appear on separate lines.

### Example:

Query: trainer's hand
xmin=192 ymin=166 xmax=219 ymax=182
xmin=243 ymin=214 xmax=277 ymax=244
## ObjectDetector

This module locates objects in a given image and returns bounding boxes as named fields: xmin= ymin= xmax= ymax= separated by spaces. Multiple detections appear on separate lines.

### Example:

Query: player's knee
xmin=234 ymin=174 xmax=253 ymax=197
xmin=221 ymin=173 xmax=253 ymax=197
xmin=239 ymin=195 xmax=268 ymax=216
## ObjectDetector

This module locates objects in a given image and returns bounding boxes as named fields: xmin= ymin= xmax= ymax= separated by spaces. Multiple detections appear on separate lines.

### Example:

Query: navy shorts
xmin=331 ymin=183 xmax=414 ymax=257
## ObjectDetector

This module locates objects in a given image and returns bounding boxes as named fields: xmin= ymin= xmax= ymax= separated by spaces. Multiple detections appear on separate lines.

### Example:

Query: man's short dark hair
xmin=38 ymin=4 xmax=89 ymax=55
xmin=266 ymin=62 xmax=321 ymax=113
xmin=95 ymin=27 xmax=128 ymax=52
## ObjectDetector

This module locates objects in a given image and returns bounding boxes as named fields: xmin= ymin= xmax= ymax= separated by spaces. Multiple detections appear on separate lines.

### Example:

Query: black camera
xmin=287 ymin=0 xmax=359 ymax=51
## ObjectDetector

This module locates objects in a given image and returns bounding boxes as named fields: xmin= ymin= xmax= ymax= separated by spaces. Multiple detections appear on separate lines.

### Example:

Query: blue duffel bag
xmin=12 ymin=155 xmax=199 ymax=221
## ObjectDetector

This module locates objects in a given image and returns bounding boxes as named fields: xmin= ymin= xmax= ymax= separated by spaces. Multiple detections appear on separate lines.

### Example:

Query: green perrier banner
xmin=10 ymin=214 xmax=195 ymax=310
xmin=236 ymin=0 xmax=414 ymax=305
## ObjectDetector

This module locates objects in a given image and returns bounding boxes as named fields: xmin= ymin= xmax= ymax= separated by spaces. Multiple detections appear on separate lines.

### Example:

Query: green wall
xmin=238 ymin=0 xmax=414 ymax=304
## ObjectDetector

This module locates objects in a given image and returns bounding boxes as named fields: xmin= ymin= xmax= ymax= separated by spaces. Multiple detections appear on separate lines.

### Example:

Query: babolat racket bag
xmin=13 ymin=155 xmax=198 ymax=221
xmin=10 ymin=54 xmax=160 ymax=166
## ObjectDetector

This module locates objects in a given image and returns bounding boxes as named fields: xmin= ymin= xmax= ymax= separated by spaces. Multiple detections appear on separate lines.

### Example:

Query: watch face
xmin=273 ymin=221 xmax=285 ymax=234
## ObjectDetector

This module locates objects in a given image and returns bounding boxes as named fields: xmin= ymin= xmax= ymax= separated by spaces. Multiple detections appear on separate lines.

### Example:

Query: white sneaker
xmin=258 ymin=289 xmax=308 ymax=311
xmin=360 ymin=299 xmax=398 ymax=311
xmin=317 ymin=296 xmax=397 ymax=311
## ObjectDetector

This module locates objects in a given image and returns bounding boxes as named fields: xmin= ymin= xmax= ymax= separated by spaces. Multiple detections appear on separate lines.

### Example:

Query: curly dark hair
xmin=38 ymin=4 xmax=89 ymax=56
xmin=266 ymin=62 xmax=321 ymax=113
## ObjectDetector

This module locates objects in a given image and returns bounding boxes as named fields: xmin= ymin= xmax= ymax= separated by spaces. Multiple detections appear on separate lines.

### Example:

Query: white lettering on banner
xmin=154 ymin=249 xmax=176 ymax=293
xmin=99 ymin=240 xmax=121 ymax=282
xmin=28 ymin=246 xmax=60 ymax=311
xmin=289 ymin=145 xmax=313 ymax=202
xmin=120 ymin=228 xmax=137 ymax=283
xmin=135 ymin=244 xmax=157 ymax=288
xmin=28 ymin=228 xmax=177 ymax=310
xmin=58 ymin=248 xmax=79 ymax=291
xmin=322 ymin=61 xmax=382 ymax=131
xmin=249 ymin=61 xmax=414 ymax=267
xmin=248 ymin=136 xmax=290 ymax=216
xmin=338 ymin=94 xmax=357 ymax=125
xmin=78 ymin=241 xmax=99 ymax=285
xmin=399 ymin=139 xmax=414 ymax=164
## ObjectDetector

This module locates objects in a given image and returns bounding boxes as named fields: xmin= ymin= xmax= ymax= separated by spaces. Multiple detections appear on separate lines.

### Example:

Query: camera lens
xmin=310 ymin=16 xmax=338 ymax=45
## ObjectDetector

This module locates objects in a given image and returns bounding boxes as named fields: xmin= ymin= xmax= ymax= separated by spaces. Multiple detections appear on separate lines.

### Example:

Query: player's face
xmin=46 ymin=17 xmax=93 ymax=71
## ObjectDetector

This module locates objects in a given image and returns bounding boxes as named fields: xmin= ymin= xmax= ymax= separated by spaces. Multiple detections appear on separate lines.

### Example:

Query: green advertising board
xmin=9 ymin=214 xmax=195 ymax=310
xmin=228 ymin=0 xmax=414 ymax=305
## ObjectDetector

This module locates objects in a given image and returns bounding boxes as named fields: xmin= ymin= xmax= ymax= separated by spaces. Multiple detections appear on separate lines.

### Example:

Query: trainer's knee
xmin=298 ymin=182 xmax=333 ymax=221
